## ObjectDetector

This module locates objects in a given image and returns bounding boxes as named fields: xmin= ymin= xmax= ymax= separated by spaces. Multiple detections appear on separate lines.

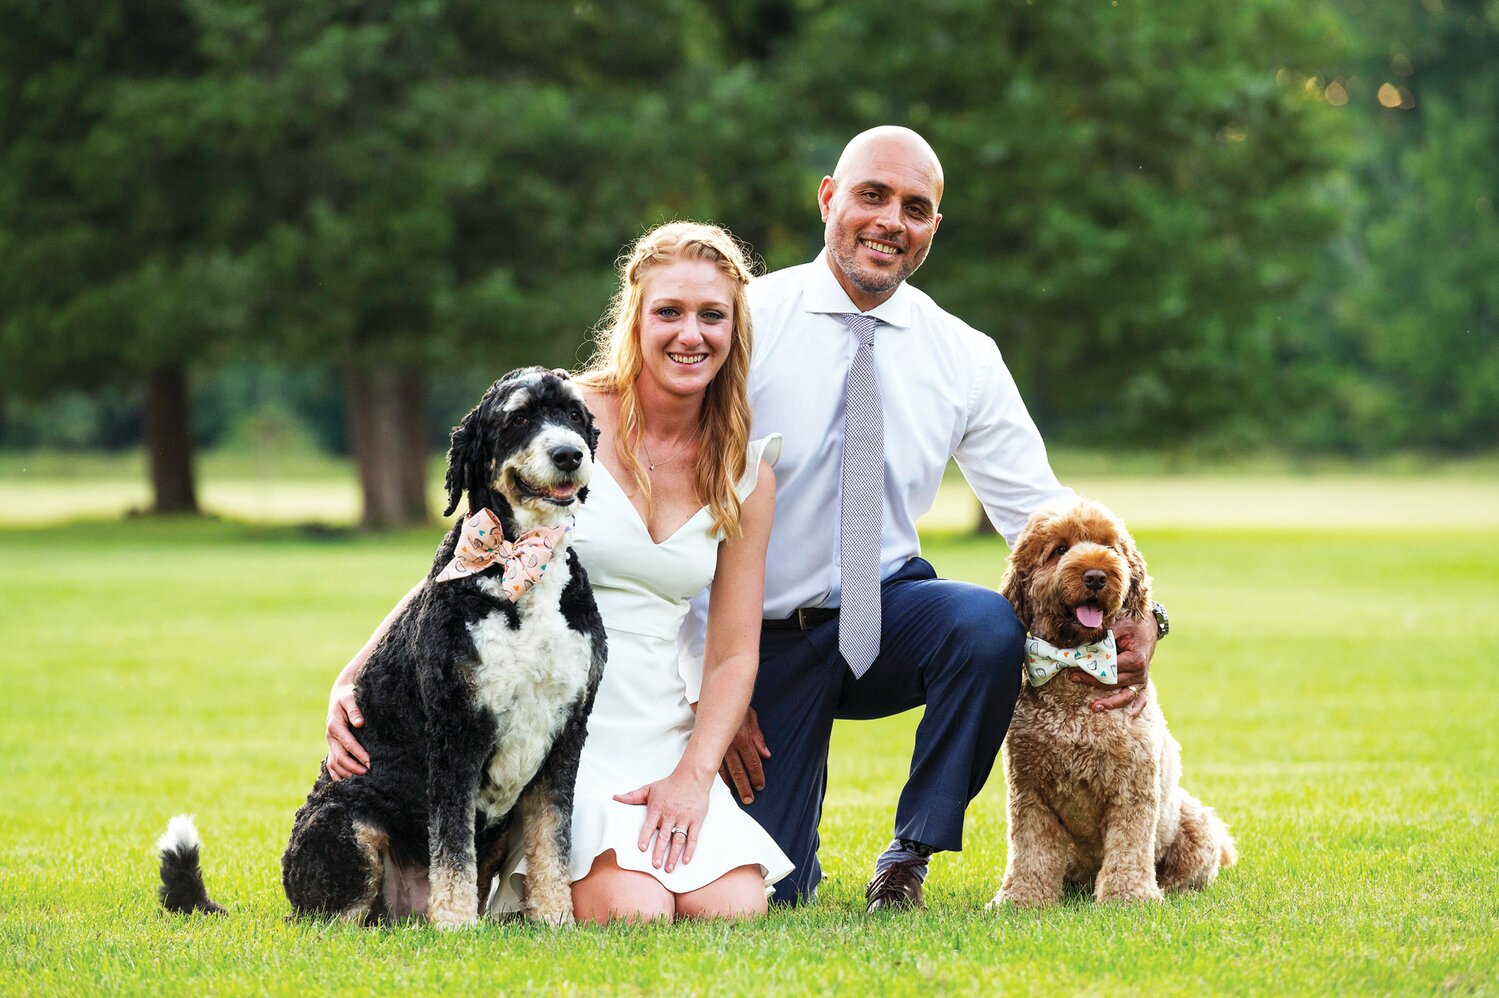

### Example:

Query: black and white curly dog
xmin=157 ymin=367 xmax=607 ymax=928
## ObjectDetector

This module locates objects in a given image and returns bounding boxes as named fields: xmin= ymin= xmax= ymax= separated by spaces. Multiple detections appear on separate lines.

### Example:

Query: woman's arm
xmin=612 ymin=460 xmax=776 ymax=873
xmin=325 ymin=580 xmax=422 ymax=779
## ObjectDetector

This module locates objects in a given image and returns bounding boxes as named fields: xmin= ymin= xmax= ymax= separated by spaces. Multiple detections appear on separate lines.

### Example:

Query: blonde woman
xmin=324 ymin=222 xmax=791 ymax=923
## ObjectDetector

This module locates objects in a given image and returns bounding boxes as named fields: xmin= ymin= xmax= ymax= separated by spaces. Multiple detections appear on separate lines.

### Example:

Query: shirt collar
xmin=801 ymin=250 xmax=914 ymax=329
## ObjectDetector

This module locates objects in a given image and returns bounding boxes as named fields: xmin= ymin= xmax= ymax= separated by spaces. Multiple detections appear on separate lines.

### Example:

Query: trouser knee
xmin=941 ymin=589 xmax=1025 ymax=690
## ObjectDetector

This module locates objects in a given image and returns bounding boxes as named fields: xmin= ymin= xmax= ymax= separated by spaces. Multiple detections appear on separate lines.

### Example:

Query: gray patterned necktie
xmin=837 ymin=313 xmax=883 ymax=678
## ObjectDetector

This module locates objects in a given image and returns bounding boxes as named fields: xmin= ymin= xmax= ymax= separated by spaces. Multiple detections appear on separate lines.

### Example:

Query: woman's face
xmin=635 ymin=258 xmax=735 ymax=401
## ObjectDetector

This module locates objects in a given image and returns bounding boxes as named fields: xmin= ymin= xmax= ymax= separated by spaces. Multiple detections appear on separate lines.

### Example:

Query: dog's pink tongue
xmin=1075 ymin=605 xmax=1104 ymax=628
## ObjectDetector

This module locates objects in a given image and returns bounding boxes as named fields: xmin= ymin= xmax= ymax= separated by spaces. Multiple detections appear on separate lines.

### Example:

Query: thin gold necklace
xmin=641 ymin=428 xmax=698 ymax=471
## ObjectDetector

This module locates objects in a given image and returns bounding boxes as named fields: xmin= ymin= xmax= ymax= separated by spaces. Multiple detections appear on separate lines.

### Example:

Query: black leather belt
xmin=763 ymin=607 xmax=840 ymax=631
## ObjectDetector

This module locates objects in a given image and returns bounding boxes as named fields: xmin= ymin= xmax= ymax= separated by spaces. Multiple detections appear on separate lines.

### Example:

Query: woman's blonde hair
xmin=576 ymin=221 xmax=757 ymax=538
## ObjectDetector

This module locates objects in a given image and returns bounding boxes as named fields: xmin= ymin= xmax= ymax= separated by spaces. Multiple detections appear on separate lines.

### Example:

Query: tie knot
xmin=839 ymin=313 xmax=879 ymax=347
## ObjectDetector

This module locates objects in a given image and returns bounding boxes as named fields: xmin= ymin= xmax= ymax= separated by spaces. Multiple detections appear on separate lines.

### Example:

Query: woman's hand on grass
xmin=614 ymin=770 xmax=712 ymax=873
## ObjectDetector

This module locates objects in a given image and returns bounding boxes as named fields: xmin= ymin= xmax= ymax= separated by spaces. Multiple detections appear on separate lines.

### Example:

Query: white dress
xmin=489 ymin=435 xmax=793 ymax=912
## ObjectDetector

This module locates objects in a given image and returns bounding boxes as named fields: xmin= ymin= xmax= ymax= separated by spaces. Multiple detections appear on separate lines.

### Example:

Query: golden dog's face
xmin=1001 ymin=498 xmax=1150 ymax=647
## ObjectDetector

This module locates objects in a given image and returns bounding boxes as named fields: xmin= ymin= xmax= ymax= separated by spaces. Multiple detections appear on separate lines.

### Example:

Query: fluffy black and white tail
xmin=156 ymin=815 xmax=226 ymax=914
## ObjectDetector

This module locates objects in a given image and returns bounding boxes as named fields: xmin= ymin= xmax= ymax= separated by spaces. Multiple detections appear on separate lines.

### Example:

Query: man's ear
xmin=817 ymin=176 xmax=836 ymax=222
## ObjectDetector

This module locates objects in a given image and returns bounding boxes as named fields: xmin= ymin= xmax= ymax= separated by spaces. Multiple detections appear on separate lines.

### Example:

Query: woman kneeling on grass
xmin=324 ymin=221 xmax=792 ymax=924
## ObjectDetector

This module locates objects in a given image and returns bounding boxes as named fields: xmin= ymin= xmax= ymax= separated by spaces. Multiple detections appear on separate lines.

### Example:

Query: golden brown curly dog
xmin=990 ymin=497 xmax=1236 ymax=907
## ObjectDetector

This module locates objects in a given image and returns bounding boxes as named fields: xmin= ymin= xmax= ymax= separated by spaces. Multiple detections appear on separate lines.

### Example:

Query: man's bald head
xmin=831 ymin=126 xmax=945 ymax=208
xmin=817 ymin=126 xmax=946 ymax=310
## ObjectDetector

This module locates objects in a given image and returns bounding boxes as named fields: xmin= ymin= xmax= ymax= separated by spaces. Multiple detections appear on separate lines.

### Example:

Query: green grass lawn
xmin=1 ymin=482 xmax=1496 ymax=994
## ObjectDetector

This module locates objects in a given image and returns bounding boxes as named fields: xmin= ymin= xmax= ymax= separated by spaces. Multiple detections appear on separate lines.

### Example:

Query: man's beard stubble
xmin=827 ymin=229 xmax=924 ymax=298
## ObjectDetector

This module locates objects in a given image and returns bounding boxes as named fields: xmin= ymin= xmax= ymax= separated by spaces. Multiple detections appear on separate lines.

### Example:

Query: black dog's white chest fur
xmin=470 ymin=562 xmax=595 ymax=821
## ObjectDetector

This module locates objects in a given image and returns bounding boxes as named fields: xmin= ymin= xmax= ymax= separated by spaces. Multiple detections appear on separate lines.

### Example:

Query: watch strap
xmin=1150 ymin=600 xmax=1170 ymax=639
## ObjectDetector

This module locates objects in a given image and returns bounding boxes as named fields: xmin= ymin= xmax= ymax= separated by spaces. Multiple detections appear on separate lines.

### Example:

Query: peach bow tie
xmin=434 ymin=508 xmax=569 ymax=600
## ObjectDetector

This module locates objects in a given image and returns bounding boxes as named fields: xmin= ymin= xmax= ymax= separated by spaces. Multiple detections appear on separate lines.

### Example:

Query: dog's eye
xmin=509 ymin=415 xmax=529 ymax=428
xmin=1051 ymin=543 xmax=1069 ymax=559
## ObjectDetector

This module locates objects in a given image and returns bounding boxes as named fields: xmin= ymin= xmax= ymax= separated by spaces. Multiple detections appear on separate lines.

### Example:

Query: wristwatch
xmin=1150 ymin=601 xmax=1170 ymax=640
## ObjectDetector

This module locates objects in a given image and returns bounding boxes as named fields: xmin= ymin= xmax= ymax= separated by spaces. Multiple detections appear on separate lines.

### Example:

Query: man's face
xmin=819 ymin=138 xmax=943 ymax=307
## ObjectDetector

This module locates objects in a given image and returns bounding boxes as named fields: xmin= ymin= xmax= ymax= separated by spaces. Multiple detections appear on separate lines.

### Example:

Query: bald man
xmin=683 ymin=127 xmax=1162 ymax=909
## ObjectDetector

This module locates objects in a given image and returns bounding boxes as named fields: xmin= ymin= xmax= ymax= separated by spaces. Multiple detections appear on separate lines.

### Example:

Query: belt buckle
xmin=796 ymin=608 xmax=814 ymax=631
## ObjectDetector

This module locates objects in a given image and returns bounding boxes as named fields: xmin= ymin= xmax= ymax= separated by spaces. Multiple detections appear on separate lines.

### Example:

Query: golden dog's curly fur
xmin=991 ymin=497 xmax=1236 ymax=907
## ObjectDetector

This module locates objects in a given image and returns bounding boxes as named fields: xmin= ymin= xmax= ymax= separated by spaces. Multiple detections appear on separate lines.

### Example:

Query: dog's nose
xmin=550 ymin=445 xmax=583 ymax=472
xmin=1083 ymin=569 xmax=1107 ymax=591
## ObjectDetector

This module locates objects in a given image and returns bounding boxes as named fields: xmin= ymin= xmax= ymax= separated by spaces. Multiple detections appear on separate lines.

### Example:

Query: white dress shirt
xmin=678 ymin=252 xmax=1071 ymax=695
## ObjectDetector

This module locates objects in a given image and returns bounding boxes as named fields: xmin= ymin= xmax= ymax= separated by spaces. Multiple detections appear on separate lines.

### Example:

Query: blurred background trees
xmin=1 ymin=0 xmax=1491 ymax=526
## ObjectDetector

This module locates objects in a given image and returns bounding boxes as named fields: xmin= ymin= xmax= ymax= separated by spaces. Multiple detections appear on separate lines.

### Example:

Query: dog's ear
xmin=1001 ymin=519 xmax=1047 ymax=630
xmin=999 ymin=559 xmax=1028 ymax=629
xmin=443 ymin=401 xmax=483 ymax=518
xmin=583 ymin=400 xmax=601 ymax=456
xmin=1119 ymin=525 xmax=1152 ymax=620
xmin=444 ymin=379 xmax=509 ymax=517
xmin=553 ymin=368 xmax=600 ymax=454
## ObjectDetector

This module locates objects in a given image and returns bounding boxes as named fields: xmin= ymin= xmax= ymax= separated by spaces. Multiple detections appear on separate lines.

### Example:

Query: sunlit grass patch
xmin=1 ymin=502 xmax=1495 ymax=993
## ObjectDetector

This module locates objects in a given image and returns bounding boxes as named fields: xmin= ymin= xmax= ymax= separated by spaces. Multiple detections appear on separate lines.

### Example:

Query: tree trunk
xmin=143 ymin=364 xmax=200 ymax=515
xmin=344 ymin=362 xmax=430 ymax=530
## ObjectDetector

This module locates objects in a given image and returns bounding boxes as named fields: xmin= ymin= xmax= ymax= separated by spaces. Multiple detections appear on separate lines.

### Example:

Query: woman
xmin=324 ymin=222 xmax=791 ymax=923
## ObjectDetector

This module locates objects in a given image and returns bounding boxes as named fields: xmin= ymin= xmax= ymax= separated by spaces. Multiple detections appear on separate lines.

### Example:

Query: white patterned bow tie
xmin=1024 ymin=632 xmax=1118 ymax=687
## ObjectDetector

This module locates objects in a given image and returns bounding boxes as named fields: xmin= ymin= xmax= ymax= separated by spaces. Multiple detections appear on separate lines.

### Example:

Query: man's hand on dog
xmin=325 ymin=677 xmax=369 ymax=780
xmin=719 ymin=707 xmax=771 ymax=804
xmin=1069 ymin=614 xmax=1157 ymax=718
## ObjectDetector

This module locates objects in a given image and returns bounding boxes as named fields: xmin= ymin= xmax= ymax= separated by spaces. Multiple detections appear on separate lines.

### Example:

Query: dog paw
xmin=1094 ymin=878 xmax=1163 ymax=904
xmin=426 ymin=883 xmax=480 ymax=928
xmin=524 ymin=900 xmax=575 ymax=926
xmin=523 ymin=876 xmax=575 ymax=926
xmin=429 ymin=910 xmax=479 ymax=930
xmin=989 ymin=887 xmax=1056 ymax=910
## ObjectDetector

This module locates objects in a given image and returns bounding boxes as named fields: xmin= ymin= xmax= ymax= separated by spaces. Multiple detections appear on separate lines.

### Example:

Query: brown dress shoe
xmin=864 ymin=861 xmax=927 ymax=912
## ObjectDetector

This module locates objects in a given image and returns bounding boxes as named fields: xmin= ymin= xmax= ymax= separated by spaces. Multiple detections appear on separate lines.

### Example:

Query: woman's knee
xmin=675 ymin=865 xmax=768 ymax=920
xmin=570 ymin=852 xmax=675 ymax=926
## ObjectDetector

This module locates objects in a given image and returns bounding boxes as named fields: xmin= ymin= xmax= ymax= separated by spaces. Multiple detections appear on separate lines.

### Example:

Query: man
xmin=683 ymin=125 xmax=1162 ymax=909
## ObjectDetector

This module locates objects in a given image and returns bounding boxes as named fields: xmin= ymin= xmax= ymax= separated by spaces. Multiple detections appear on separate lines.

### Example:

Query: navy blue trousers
xmin=746 ymin=557 xmax=1026 ymax=905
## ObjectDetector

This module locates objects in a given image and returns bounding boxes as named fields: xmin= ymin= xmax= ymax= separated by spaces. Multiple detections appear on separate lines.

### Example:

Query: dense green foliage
xmin=0 ymin=0 xmax=1492 ymax=480
xmin=1306 ymin=0 xmax=1499 ymax=452
xmin=0 ymin=2 xmax=249 ymax=396
xmin=2 ymin=494 xmax=1495 ymax=992
xmin=781 ymin=0 xmax=1349 ymax=445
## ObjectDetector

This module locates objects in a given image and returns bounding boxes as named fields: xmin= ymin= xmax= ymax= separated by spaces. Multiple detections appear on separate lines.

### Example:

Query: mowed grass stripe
xmin=1 ymin=520 xmax=1495 ymax=995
